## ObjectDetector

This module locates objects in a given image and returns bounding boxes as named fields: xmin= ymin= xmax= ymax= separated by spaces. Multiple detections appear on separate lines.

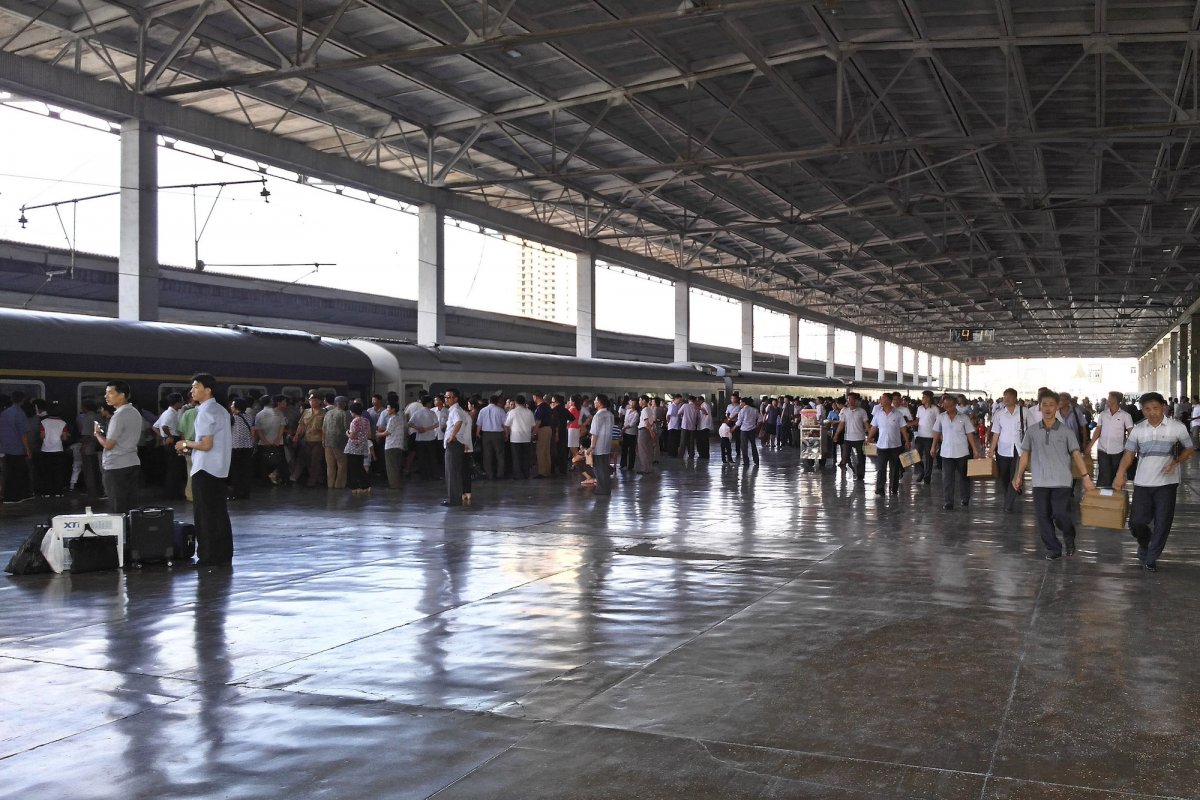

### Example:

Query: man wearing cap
xmin=1113 ymin=392 xmax=1195 ymax=572
xmin=293 ymin=393 xmax=327 ymax=487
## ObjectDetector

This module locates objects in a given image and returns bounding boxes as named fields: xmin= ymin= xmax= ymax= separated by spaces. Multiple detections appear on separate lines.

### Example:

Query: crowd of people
xmin=1 ymin=381 xmax=1197 ymax=570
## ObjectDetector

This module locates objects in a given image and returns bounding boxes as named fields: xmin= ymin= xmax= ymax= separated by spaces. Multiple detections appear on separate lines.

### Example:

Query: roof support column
xmin=674 ymin=279 xmax=690 ymax=363
xmin=118 ymin=119 xmax=159 ymax=321
xmin=926 ymin=353 xmax=933 ymax=388
xmin=1179 ymin=323 xmax=1189 ymax=400
xmin=1170 ymin=331 xmax=1180 ymax=399
xmin=740 ymin=300 xmax=754 ymax=373
xmin=854 ymin=333 xmax=864 ymax=383
xmin=788 ymin=314 xmax=799 ymax=376
xmin=877 ymin=339 xmax=885 ymax=383
xmin=576 ymin=251 xmax=596 ymax=359
xmin=417 ymin=204 xmax=445 ymax=346
xmin=1190 ymin=315 xmax=1200 ymax=399
xmin=825 ymin=324 xmax=836 ymax=379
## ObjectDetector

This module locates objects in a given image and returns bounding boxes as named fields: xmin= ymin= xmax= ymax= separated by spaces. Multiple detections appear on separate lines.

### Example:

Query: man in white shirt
xmin=932 ymin=394 xmax=981 ymax=509
xmin=589 ymin=394 xmax=615 ymax=496
xmin=154 ymin=392 xmax=186 ymax=499
xmin=442 ymin=388 xmax=473 ymax=507
xmin=403 ymin=393 xmax=426 ymax=476
xmin=912 ymin=391 xmax=939 ymax=485
xmin=1113 ymin=392 xmax=1196 ymax=571
xmin=696 ymin=395 xmax=712 ymax=460
xmin=665 ymin=395 xmax=684 ymax=457
xmin=1192 ymin=402 xmax=1200 ymax=449
xmin=175 ymin=373 xmax=233 ymax=567
xmin=408 ymin=396 xmax=440 ymax=480
xmin=679 ymin=396 xmax=702 ymax=459
xmin=867 ymin=393 xmax=911 ymax=495
xmin=724 ymin=392 xmax=742 ymax=460
xmin=1089 ymin=391 xmax=1135 ymax=489
xmin=833 ymin=392 xmax=870 ymax=481
xmin=254 ymin=395 xmax=289 ymax=486
xmin=636 ymin=396 xmax=656 ymax=474
xmin=504 ymin=395 xmax=536 ymax=480
xmin=736 ymin=396 xmax=761 ymax=466
xmin=476 ymin=394 xmax=508 ymax=480
xmin=989 ymin=388 xmax=1026 ymax=512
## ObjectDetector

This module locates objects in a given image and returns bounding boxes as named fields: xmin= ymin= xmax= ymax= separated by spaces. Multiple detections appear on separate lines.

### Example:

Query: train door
xmin=404 ymin=383 xmax=427 ymax=404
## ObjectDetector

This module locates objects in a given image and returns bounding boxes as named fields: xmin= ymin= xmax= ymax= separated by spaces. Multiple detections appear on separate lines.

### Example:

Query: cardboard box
xmin=899 ymin=449 xmax=921 ymax=468
xmin=863 ymin=443 xmax=879 ymax=457
xmin=1080 ymin=489 xmax=1128 ymax=530
xmin=41 ymin=508 xmax=126 ymax=573
xmin=967 ymin=458 xmax=997 ymax=479
xmin=1071 ymin=453 xmax=1095 ymax=480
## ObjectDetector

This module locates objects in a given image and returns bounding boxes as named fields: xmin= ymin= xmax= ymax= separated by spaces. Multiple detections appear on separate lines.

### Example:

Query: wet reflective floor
xmin=2 ymin=451 xmax=1199 ymax=799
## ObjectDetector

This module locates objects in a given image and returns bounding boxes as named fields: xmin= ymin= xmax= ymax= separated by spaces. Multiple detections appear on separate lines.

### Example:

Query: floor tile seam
xmin=422 ymin=719 xmax=557 ymax=800
xmin=225 ymin=561 xmax=591 ymax=685
xmin=0 ymin=651 xmax=222 ymax=692
xmin=980 ymin=772 xmax=1192 ymax=800
xmin=977 ymin=567 xmax=1050 ymax=800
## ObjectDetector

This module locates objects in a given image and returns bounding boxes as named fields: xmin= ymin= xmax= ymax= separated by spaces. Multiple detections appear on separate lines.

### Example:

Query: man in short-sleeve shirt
xmin=176 ymin=373 xmax=233 ymax=567
xmin=94 ymin=381 xmax=142 ymax=513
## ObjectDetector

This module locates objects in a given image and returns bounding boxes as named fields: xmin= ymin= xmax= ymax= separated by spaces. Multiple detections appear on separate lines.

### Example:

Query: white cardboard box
xmin=41 ymin=508 xmax=125 ymax=573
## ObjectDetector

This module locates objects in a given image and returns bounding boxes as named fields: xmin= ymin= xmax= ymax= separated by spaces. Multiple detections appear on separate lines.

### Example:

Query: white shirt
xmin=896 ymin=405 xmax=913 ymax=424
xmin=590 ymin=408 xmax=615 ymax=456
xmin=718 ymin=422 xmax=732 ymax=439
xmin=990 ymin=405 xmax=1025 ymax=458
xmin=410 ymin=408 xmax=439 ymax=442
xmin=736 ymin=405 xmax=760 ymax=432
xmin=666 ymin=401 xmax=683 ymax=430
xmin=915 ymin=406 xmax=939 ymax=438
xmin=504 ymin=406 xmax=535 ymax=443
xmin=623 ymin=407 xmax=639 ymax=433
xmin=840 ymin=407 xmax=869 ymax=441
xmin=435 ymin=406 xmax=448 ymax=440
xmin=1095 ymin=408 xmax=1134 ymax=455
xmin=444 ymin=404 xmax=472 ymax=450
xmin=1192 ymin=406 xmax=1200 ymax=429
xmin=871 ymin=408 xmax=907 ymax=449
xmin=404 ymin=401 xmax=424 ymax=425
xmin=477 ymin=403 xmax=507 ymax=433
xmin=191 ymin=398 xmax=232 ymax=478
xmin=639 ymin=406 xmax=655 ymax=430
xmin=1125 ymin=418 xmax=1193 ymax=487
xmin=384 ymin=412 xmax=406 ymax=450
xmin=725 ymin=402 xmax=740 ymax=420
xmin=934 ymin=412 xmax=975 ymax=459
xmin=39 ymin=417 xmax=68 ymax=453
xmin=153 ymin=407 xmax=180 ymax=438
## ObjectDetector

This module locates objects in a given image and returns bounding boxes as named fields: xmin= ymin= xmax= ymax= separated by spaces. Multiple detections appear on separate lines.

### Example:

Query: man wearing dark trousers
xmin=94 ymin=381 xmax=142 ymax=513
xmin=1113 ymin=392 xmax=1195 ymax=572
xmin=1090 ymin=391 xmax=1134 ymax=489
xmin=1013 ymin=389 xmax=1095 ymax=560
xmin=834 ymin=392 xmax=869 ymax=481
xmin=989 ymin=388 xmax=1025 ymax=512
xmin=177 ymin=373 xmax=233 ymax=568
xmin=867 ymin=393 xmax=910 ymax=496
xmin=912 ymin=391 xmax=938 ymax=485
xmin=932 ymin=394 xmax=980 ymax=510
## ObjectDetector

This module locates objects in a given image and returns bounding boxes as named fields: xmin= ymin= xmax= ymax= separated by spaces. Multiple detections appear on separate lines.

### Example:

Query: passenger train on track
xmin=0 ymin=309 xmax=978 ymax=412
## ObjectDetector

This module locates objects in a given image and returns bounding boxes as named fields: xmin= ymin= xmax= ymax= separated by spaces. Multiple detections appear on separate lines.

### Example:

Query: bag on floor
xmin=172 ymin=520 xmax=197 ymax=560
xmin=126 ymin=507 xmax=176 ymax=566
xmin=5 ymin=523 xmax=52 ymax=575
xmin=65 ymin=524 xmax=120 ymax=573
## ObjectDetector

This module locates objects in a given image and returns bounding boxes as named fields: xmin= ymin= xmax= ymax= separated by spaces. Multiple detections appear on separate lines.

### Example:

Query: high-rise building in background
xmin=518 ymin=245 xmax=574 ymax=323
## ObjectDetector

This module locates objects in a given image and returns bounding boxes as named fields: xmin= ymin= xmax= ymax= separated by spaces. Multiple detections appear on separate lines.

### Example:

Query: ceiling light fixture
xmin=505 ymin=48 xmax=522 ymax=59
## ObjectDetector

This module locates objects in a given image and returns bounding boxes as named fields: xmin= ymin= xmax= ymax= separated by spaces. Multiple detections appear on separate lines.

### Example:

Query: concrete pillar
xmin=825 ymin=324 xmax=836 ymax=379
xmin=576 ymin=252 xmax=596 ymax=359
xmin=854 ymin=333 xmax=864 ymax=383
xmin=1170 ymin=331 xmax=1180 ymax=398
xmin=740 ymin=300 xmax=754 ymax=373
xmin=1179 ymin=323 xmax=1190 ymax=399
xmin=877 ymin=339 xmax=886 ymax=383
xmin=118 ymin=119 xmax=159 ymax=321
xmin=788 ymin=314 xmax=799 ymax=375
xmin=965 ymin=364 xmax=971 ymax=391
xmin=926 ymin=352 xmax=933 ymax=387
xmin=417 ymin=204 xmax=445 ymax=346
xmin=1190 ymin=315 xmax=1200 ymax=398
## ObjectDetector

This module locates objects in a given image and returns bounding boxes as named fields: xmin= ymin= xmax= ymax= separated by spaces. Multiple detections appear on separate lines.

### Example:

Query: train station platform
xmin=2 ymin=450 xmax=1198 ymax=799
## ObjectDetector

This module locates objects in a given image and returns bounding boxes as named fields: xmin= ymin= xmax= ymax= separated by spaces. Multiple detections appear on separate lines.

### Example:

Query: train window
xmin=404 ymin=383 xmax=426 ymax=404
xmin=157 ymin=383 xmax=192 ymax=408
xmin=77 ymin=381 xmax=108 ymax=412
xmin=0 ymin=380 xmax=45 ymax=402
xmin=229 ymin=385 xmax=268 ymax=403
xmin=281 ymin=386 xmax=305 ymax=404
xmin=311 ymin=387 xmax=336 ymax=401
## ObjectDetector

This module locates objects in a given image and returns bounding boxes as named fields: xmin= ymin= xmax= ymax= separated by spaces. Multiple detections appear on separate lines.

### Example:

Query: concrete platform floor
xmin=2 ymin=451 xmax=1199 ymax=799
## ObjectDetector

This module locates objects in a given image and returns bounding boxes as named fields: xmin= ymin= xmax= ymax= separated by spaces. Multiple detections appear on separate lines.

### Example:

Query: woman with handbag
xmin=344 ymin=401 xmax=373 ymax=496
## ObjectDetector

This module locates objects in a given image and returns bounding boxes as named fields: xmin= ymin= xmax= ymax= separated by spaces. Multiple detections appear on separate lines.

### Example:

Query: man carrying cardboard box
xmin=1013 ymin=389 xmax=1096 ymax=560
xmin=1113 ymin=392 xmax=1195 ymax=572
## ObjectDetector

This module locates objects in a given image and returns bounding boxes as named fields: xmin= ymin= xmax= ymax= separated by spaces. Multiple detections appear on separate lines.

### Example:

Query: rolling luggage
xmin=126 ymin=507 xmax=178 ymax=567
xmin=42 ymin=508 xmax=125 ymax=573
xmin=172 ymin=520 xmax=197 ymax=561
xmin=5 ymin=523 xmax=52 ymax=575
xmin=66 ymin=526 xmax=120 ymax=573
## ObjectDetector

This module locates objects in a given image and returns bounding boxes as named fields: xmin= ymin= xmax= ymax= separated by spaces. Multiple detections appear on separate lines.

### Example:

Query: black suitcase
xmin=126 ymin=507 xmax=177 ymax=567
xmin=172 ymin=521 xmax=197 ymax=561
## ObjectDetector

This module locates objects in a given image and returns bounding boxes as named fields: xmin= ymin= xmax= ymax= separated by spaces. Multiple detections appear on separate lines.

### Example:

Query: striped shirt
xmin=1125 ymin=418 xmax=1193 ymax=487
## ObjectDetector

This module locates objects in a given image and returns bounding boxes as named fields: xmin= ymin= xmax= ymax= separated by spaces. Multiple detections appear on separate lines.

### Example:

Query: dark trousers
xmin=1096 ymin=450 xmax=1127 ymax=489
xmin=620 ymin=433 xmax=636 ymax=470
xmin=510 ymin=442 xmax=531 ymax=479
xmin=102 ymin=465 xmax=140 ymax=514
xmin=3 ymin=454 xmax=31 ymax=501
xmin=229 ymin=448 xmax=253 ymax=499
xmin=941 ymin=455 xmax=970 ymax=505
xmin=593 ymin=452 xmax=611 ymax=495
xmin=347 ymin=454 xmax=370 ymax=490
xmin=1033 ymin=486 xmax=1075 ymax=555
xmin=417 ymin=440 xmax=440 ymax=480
xmin=552 ymin=437 xmax=569 ymax=476
xmin=842 ymin=440 xmax=866 ymax=479
xmin=37 ymin=451 xmax=70 ymax=495
xmin=680 ymin=429 xmax=694 ymax=458
xmin=667 ymin=428 xmax=681 ymax=457
xmin=741 ymin=430 xmax=759 ymax=465
xmin=913 ymin=436 xmax=934 ymax=482
xmin=257 ymin=445 xmax=285 ymax=484
xmin=80 ymin=453 xmax=102 ymax=500
xmin=1130 ymin=483 xmax=1178 ymax=565
xmin=481 ymin=431 xmax=505 ymax=479
xmin=733 ymin=428 xmax=745 ymax=462
xmin=696 ymin=429 xmax=710 ymax=459
xmin=193 ymin=469 xmax=233 ymax=566
xmin=720 ymin=437 xmax=732 ymax=462
xmin=995 ymin=454 xmax=1021 ymax=511
xmin=875 ymin=447 xmax=902 ymax=492
xmin=444 ymin=440 xmax=471 ymax=504
xmin=163 ymin=448 xmax=187 ymax=498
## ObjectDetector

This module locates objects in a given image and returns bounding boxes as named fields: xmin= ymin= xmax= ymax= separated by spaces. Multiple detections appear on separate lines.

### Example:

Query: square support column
xmin=417 ymin=204 xmax=445 ymax=346
xmin=926 ymin=352 xmax=933 ymax=387
xmin=877 ymin=339 xmax=886 ymax=383
xmin=118 ymin=119 xmax=159 ymax=321
xmin=854 ymin=333 xmax=864 ymax=383
xmin=740 ymin=300 xmax=754 ymax=373
xmin=1179 ymin=323 xmax=1189 ymax=399
xmin=1170 ymin=331 xmax=1180 ymax=398
xmin=674 ymin=279 xmax=690 ymax=363
xmin=1190 ymin=315 xmax=1200 ymax=398
xmin=788 ymin=314 xmax=799 ymax=375
xmin=825 ymin=324 xmax=836 ymax=379
xmin=576 ymin=252 xmax=596 ymax=359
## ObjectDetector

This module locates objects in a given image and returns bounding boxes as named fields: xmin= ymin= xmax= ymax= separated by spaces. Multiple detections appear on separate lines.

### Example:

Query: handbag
xmin=66 ymin=524 xmax=120 ymax=573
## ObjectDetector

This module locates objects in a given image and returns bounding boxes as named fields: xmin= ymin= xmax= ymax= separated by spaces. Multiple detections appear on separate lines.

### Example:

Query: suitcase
xmin=42 ymin=508 xmax=126 ymax=573
xmin=126 ymin=507 xmax=177 ymax=567
xmin=172 ymin=520 xmax=197 ymax=561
